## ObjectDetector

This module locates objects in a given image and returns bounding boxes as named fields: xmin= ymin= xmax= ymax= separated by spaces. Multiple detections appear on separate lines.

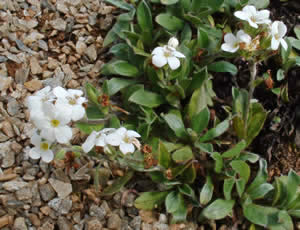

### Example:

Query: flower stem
xmin=244 ymin=61 xmax=257 ymax=134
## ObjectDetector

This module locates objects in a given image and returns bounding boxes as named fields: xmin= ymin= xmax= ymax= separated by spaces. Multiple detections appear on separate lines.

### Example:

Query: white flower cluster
xmin=151 ymin=37 xmax=185 ymax=70
xmin=26 ymin=86 xmax=87 ymax=163
xmin=222 ymin=5 xmax=287 ymax=53
xmin=82 ymin=127 xmax=141 ymax=155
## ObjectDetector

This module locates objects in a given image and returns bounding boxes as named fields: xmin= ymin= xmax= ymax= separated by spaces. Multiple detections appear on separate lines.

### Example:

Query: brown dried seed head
xmin=142 ymin=145 xmax=152 ymax=154
xmin=165 ymin=168 xmax=173 ymax=180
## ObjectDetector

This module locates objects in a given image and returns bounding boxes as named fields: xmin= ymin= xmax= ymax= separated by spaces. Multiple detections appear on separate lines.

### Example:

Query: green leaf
xmin=103 ymin=78 xmax=135 ymax=96
xmin=163 ymin=111 xmax=187 ymax=138
xmin=178 ymin=184 xmax=196 ymax=198
xmin=201 ymin=199 xmax=235 ymax=220
xmin=248 ymin=0 xmax=269 ymax=8
xmin=195 ymin=142 xmax=213 ymax=153
xmin=211 ymin=152 xmax=223 ymax=173
xmin=247 ymin=159 xmax=268 ymax=193
xmin=166 ymin=191 xmax=181 ymax=213
xmin=160 ymin=0 xmax=179 ymax=5
xmin=291 ymin=39 xmax=300 ymax=50
xmin=104 ymin=0 xmax=134 ymax=10
xmin=236 ymin=178 xmax=246 ymax=197
xmin=158 ymin=141 xmax=171 ymax=169
xmin=76 ymin=123 xmax=104 ymax=134
xmin=172 ymin=193 xmax=187 ymax=223
xmin=238 ymin=152 xmax=260 ymax=163
xmin=137 ymin=0 xmax=153 ymax=31
xmin=248 ymin=183 xmax=274 ymax=200
xmin=85 ymin=83 xmax=100 ymax=104
xmin=86 ymin=105 xmax=105 ymax=120
xmin=231 ymin=160 xmax=250 ymax=183
xmin=243 ymin=204 xmax=278 ymax=227
xmin=129 ymin=89 xmax=165 ymax=108
xmin=135 ymin=191 xmax=169 ymax=210
xmin=191 ymin=107 xmax=210 ymax=133
xmin=200 ymin=176 xmax=214 ymax=205
xmin=172 ymin=146 xmax=193 ymax=162
xmin=208 ymin=61 xmax=238 ymax=75
xmin=276 ymin=69 xmax=285 ymax=81
xmin=199 ymin=119 xmax=229 ymax=142
xmin=246 ymin=103 xmax=267 ymax=146
xmin=294 ymin=26 xmax=300 ymax=40
xmin=285 ymin=170 xmax=300 ymax=207
xmin=101 ymin=171 xmax=134 ymax=196
xmin=101 ymin=60 xmax=139 ymax=77
xmin=222 ymin=140 xmax=247 ymax=158
xmin=223 ymin=178 xmax=235 ymax=200
xmin=155 ymin=13 xmax=184 ymax=31
xmin=55 ymin=149 xmax=66 ymax=160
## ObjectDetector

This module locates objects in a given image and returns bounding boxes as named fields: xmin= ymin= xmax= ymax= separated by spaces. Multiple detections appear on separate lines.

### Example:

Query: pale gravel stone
xmin=0 ymin=76 xmax=12 ymax=91
xmin=30 ymin=56 xmax=43 ymax=75
xmin=0 ymin=141 xmax=15 ymax=168
xmin=38 ymin=40 xmax=48 ymax=51
xmin=24 ymin=31 xmax=45 ymax=44
xmin=85 ymin=44 xmax=97 ymax=61
xmin=50 ymin=18 xmax=66 ymax=31
xmin=14 ymin=217 xmax=27 ymax=230
xmin=3 ymin=180 xmax=28 ymax=192
xmin=107 ymin=214 xmax=122 ymax=229
xmin=76 ymin=40 xmax=87 ymax=55
xmin=48 ymin=178 xmax=72 ymax=199
xmin=48 ymin=198 xmax=72 ymax=214
xmin=39 ymin=183 xmax=56 ymax=201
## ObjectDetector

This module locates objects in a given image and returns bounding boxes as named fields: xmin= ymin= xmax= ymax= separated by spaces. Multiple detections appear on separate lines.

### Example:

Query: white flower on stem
xmin=270 ymin=21 xmax=288 ymax=51
xmin=82 ymin=128 xmax=116 ymax=153
xmin=33 ymin=103 xmax=72 ymax=144
xmin=106 ymin=127 xmax=141 ymax=154
xmin=26 ymin=86 xmax=56 ymax=115
xmin=221 ymin=30 xmax=251 ymax=53
xmin=53 ymin=86 xmax=87 ymax=121
xmin=151 ymin=37 xmax=185 ymax=70
xmin=29 ymin=132 xmax=54 ymax=163
xmin=234 ymin=5 xmax=271 ymax=28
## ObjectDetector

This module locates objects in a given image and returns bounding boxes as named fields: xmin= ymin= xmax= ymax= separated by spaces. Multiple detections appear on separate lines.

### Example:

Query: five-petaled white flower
xmin=82 ymin=128 xmax=116 ymax=153
xmin=29 ymin=132 xmax=54 ymax=163
xmin=26 ymin=86 xmax=56 ymax=117
xmin=270 ymin=21 xmax=288 ymax=51
xmin=32 ymin=103 xmax=73 ymax=144
xmin=53 ymin=86 xmax=87 ymax=121
xmin=151 ymin=37 xmax=185 ymax=70
xmin=106 ymin=127 xmax=141 ymax=154
xmin=234 ymin=5 xmax=270 ymax=28
xmin=221 ymin=30 xmax=252 ymax=53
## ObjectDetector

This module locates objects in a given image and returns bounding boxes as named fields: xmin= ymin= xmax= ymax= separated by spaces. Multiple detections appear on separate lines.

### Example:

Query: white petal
xmin=77 ymin=97 xmax=87 ymax=105
xmin=278 ymin=21 xmax=287 ymax=38
xmin=238 ymin=34 xmax=251 ymax=44
xmin=281 ymin=39 xmax=288 ymax=51
xmin=244 ymin=5 xmax=257 ymax=15
xmin=126 ymin=130 xmax=141 ymax=138
xmin=248 ymin=19 xmax=258 ymax=28
xmin=116 ymin=127 xmax=127 ymax=136
xmin=36 ymin=86 xmax=51 ymax=96
xmin=100 ymin=128 xmax=116 ymax=134
xmin=41 ymin=150 xmax=54 ymax=163
xmin=42 ymin=102 xmax=56 ymax=119
xmin=256 ymin=10 xmax=270 ymax=20
xmin=53 ymin=86 xmax=68 ymax=98
xmin=152 ymin=54 xmax=167 ymax=68
xmin=29 ymin=147 xmax=41 ymax=160
xmin=54 ymin=106 xmax=72 ymax=125
xmin=167 ymin=56 xmax=180 ymax=70
xmin=41 ymin=128 xmax=56 ymax=142
xmin=271 ymin=37 xmax=280 ymax=50
xmin=26 ymin=96 xmax=42 ymax=110
xmin=68 ymin=89 xmax=83 ymax=97
xmin=271 ymin=21 xmax=279 ymax=36
xmin=82 ymin=131 xmax=97 ymax=153
xmin=31 ymin=132 xmax=41 ymax=146
xmin=95 ymin=134 xmax=106 ymax=147
xmin=55 ymin=126 xmax=72 ymax=144
xmin=234 ymin=11 xmax=249 ymax=20
xmin=221 ymin=43 xmax=239 ymax=53
xmin=172 ymin=51 xmax=185 ymax=58
xmin=71 ymin=105 xmax=86 ymax=121
xmin=119 ymin=143 xmax=135 ymax=154
xmin=105 ymin=133 xmax=122 ymax=146
xmin=151 ymin=47 xmax=164 ymax=56
xmin=224 ymin=33 xmax=237 ymax=45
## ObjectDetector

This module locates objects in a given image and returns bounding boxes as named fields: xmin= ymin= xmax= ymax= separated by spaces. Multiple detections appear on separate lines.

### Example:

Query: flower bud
xmin=168 ymin=37 xmax=179 ymax=48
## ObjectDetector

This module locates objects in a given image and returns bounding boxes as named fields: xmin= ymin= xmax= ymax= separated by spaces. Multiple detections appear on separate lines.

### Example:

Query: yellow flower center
xmin=164 ymin=51 xmax=172 ymax=58
xmin=274 ymin=34 xmax=280 ymax=40
xmin=40 ymin=142 xmax=49 ymax=151
xmin=51 ymin=119 xmax=60 ymax=127
xmin=68 ymin=98 xmax=77 ymax=105
xmin=250 ymin=16 xmax=256 ymax=23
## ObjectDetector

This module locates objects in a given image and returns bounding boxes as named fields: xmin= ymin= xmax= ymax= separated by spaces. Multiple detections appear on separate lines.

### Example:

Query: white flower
xmin=270 ymin=21 xmax=288 ymax=51
xmin=53 ymin=86 xmax=87 ymax=121
xmin=32 ymin=103 xmax=72 ymax=144
xmin=29 ymin=132 xmax=54 ymax=163
xmin=26 ymin=86 xmax=56 ymax=116
xmin=106 ymin=127 xmax=141 ymax=154
xmin=82 ymin=128 xmax=116 ymax=153
xmin=221 ymin=30 xmax=251 ymax=53
xmin=234 ymin=5 xmax=271 ymax=28
xmin=151 ymin=37 xmax=185 ymax=70
xmin=168 ymin=37 xmax=179 ymax=48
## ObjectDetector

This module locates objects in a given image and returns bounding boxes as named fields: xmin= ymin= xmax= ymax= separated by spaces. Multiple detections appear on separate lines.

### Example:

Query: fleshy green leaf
xmin=101 ymin=60 xmax=139 ymax=77
xmin=248 ymin=183 xmax=274 ymax=200
xmin=222 ymin=140 xmax=247 ymax=158
xmin=201 ymin=199 xmax=235 ymax=220
xmin=199 ymin=119 xmax=229 ymax=142
xmin=276 ymin=69 xmax=285 ymax=81
xmin=166 ymin=191 xmax=181 ymax=213
xmin=158 ymin=141 xmax=171 ymax=169
xmin=76 ymin=123 xmax=104 ymax=134
xmin=172 ymin=146 xmax=193 ymax=162
xmin=103 ymin=78 xmax=135 ymax=96
xmin=163 ymin=111 xmax=188 ymax=139
xmin=211 ymin=152 xmax=223 ymax=173
xmin=137 ymin=0 xmax=153 ymax=31
xmin=129 ymin=89 xmax=165 ymax=108
xmin=247 ymin=159 xmax=268 ymax=193
xmin=208 ymin=61 xmax=238 ymax=75
xmin=160 ymin=0 xmax=179 ymax=5
xmin=231 ymin=160 xmax=250 ymax=182
xmin=191 ymin=107 xmax=210 ymax=133
xmin=223 ymin=178 xmax=235 ymax=200
xmin=101 ymin=171 xmax=134 ymax=196
xmin=155 ymin=13 xmax=184 ymax=31
xmin=135 ymin=191 xmax=169 ymax=210
xmin=200 ymin=176 xmax=214 ymax=205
